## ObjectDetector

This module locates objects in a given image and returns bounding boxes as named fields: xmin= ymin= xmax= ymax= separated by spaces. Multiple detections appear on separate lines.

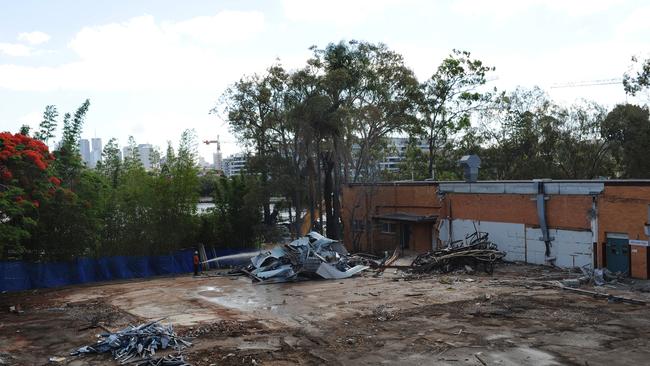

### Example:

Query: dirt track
xmin=1 ymin=263 xmax=650 ymax=365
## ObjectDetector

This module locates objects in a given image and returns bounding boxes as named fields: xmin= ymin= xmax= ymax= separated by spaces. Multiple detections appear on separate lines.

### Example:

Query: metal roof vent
xmin=458 ymin=155 xmax=481 ymax=182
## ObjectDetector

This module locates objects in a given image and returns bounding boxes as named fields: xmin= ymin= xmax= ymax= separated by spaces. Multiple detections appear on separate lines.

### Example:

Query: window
xmin=381 ymin=222 xmax=396 ymax=234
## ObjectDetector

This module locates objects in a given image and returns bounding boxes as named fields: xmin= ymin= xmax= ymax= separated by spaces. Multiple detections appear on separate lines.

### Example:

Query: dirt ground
xmin=2 ymin=263 xmax=650 ymax=366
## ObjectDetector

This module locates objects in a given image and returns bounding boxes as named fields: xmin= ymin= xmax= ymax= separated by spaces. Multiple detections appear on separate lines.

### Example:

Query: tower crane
xmin=550 ymin=78 xmax=621 ymax=88
xmin=203 ymin=135 xmax=222 ymax=153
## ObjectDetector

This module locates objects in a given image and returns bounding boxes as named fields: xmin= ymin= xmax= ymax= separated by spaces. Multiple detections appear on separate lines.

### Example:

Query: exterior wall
xmin=341 ymin=183 xmax=441 ymax=254
xmin=450 ymin=219 xmax=592 ymax=268
xmin=444 ymin=193 xmax=592 ymax=230
xmin=597 ymin=185 xmax=650 ymax=278
xmin=411 ymin=223 xmax=433 ymax=253
xmin=342 ymin=181 xmax=650 ymax=277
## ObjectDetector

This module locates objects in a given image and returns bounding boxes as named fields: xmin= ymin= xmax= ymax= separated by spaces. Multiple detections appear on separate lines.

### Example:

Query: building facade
xmin=222 ymin=154 xmax=247 ymax=176
xmin=90 ymin=138 xmax=102 ymax=168
xmin=342 ymin=180 xmax=650 ymax=279
xmin=79 ymin=139 xmax=91 ymax=166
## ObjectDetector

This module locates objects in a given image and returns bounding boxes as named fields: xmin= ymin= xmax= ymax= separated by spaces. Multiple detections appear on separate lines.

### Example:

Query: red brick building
xmin=341 ymin=180 xmax=650 ymax=279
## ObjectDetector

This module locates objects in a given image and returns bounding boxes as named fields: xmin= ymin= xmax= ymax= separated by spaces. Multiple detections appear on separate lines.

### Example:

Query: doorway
xmin=606 ymin=233 xmax=629 ymax=275
xmin=400 ymin=224 xmax=411 ymax=250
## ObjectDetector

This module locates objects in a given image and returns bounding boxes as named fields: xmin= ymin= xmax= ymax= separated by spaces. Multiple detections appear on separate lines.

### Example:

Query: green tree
xmin=601 ymin=104 xmax=650 ymax=178
xmin=34 ymin=105 xmax=58 ymax=144
xmin=97 ymin=138 xmax=122 ymax=188
xmin=0 ymin=132 xmax=57 ymax=258
xmin=198 ymin=175 xmax=263 ymax=249
xmin=419 ymin=49 xmax=495 ymax=178
xmin=623 ymin=56 xmax=650 ymax=96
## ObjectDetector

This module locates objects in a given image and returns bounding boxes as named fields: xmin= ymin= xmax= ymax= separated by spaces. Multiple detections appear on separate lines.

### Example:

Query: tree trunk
xmin=323 ymin=153 xmax=334 ymax=238
xmin=331 ymin=138 xmax=343 ymax=240
xmin=307 ymin=157 xmax=316 ymax=234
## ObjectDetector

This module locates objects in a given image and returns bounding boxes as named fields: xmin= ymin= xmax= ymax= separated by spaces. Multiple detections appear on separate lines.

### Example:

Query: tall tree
xmin=601 ymin=104 xmax=650 ymax=178
xmin=419 ymin=49 xmax=495 ymax=178
xmin=34 ymin=105 xmax=58 ymax=144
xmin=623 ymin=56 xmax=650 ymax=96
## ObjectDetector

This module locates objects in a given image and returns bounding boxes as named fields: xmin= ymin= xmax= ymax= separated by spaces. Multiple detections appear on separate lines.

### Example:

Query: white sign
xmin=629 ymin=239 xmax=649 ymax=247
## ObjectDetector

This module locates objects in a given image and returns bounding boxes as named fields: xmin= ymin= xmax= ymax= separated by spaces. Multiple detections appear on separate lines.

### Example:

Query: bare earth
xmin=1 ymin=263 xmax=650 ymax=366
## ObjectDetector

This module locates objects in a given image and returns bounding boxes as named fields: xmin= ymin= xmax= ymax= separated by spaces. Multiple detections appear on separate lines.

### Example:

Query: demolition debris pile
xmin=71 ymin=321 xmax=192 ymax=365
xmin=239 ymin=232 xmax=368 ymax=283
xmin=410 ymin=232 xmax=505 ymax=274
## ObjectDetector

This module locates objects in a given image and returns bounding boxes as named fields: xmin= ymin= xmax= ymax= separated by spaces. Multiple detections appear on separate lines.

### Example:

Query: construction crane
xmin=550 ymin=78 xmax=622 ymax=89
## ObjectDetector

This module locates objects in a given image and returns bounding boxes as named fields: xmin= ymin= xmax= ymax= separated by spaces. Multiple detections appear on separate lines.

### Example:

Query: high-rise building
xmin=121 ymin=144 xmax=153 ymax=169
xmin=122 ymin=146 xmax=133 ymax=161
xmin=222 ymin=154 xmax=247 ymax=176
xmin=138 ymin=144 xmax=153 ymax=170
xmin=377 ymin=137 xmax=429 ymax=172
xmin=90 ymin=138 xmax=102 ymax=168
xmin=212 ymin=138 xmax=222 ymax=171
xmin=79 ymin=139 xmax=91 ymax=166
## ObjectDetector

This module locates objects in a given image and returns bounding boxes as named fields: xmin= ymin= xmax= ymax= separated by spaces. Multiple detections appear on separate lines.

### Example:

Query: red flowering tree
xmin=0 ymin=132 xmax=60 ymax=257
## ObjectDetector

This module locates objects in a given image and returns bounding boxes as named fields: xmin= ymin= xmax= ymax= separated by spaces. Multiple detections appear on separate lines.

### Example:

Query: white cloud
xmin=450 ymin=0 xmax=621 ymax=20
xmin=0 ymin=11 xmax=267 ymax=92
xmin=616 ymin=4 xmax=650 ymax=38
xmin=18 ymin=31 xmax=51 ymax=45
xmin=170 ymin=11 xmax=265 ymax=44
xmin=282 ymin=0 xmax=395 ymax=25
xmin=0 ymin=42 xmax=31 ymax=56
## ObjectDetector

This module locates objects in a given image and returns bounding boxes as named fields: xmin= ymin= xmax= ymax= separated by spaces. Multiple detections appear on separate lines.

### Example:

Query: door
xmin=400 ymin=224 xmax=411 ymax=250
xmin=606 ymin=234 xmax=629 ymax=274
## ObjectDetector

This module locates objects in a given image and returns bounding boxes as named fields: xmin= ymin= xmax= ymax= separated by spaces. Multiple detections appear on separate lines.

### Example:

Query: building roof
xmin=348 ymin=179 xmax=650 ymax=187
xmin=373 ymin=212 xmax=437 ymax=223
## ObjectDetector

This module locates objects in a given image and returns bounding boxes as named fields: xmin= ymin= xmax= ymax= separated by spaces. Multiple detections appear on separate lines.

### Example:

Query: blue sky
xmin=1 ymin=0 xmax=648 ymax=161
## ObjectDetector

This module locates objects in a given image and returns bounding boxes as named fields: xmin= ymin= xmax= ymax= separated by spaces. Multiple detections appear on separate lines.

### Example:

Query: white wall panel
xmin=450 ymin=219 xmax=593 ymax=269
xmin=451 ymin=219 xmax=525 ymax=262
xmin=525 ymin=228 xmax=592 ymax=268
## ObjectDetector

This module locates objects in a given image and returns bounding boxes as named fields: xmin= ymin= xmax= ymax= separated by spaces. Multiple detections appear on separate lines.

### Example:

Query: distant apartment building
xmin=138 ymin=144 xmax=153 ymax=170
xmin=198 ymin=156 xmax=211 ymax=169
xmin=122 ymin=143 xmax=154 ymax=170
xmin=213 ymin=150 xmax=223 ymax=171
xmin=79 ymin=139 xmax=91 ymax=166
xmin=377 ymin=137 xmax=428 ymax=172
xmin=78 ymin=138 xmax=103 ymax=168
xmin=222 ymin=154 xmax=247 ymax=176
xmin=90 ymin=138 xmax=102 ymax=168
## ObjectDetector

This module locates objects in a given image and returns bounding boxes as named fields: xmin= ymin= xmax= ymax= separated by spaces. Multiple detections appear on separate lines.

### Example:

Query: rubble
xmin=409 ymin=232 xmax=505 ymax=274
xmin=237 ymin=232 xmax=368 ymax=283
xmin=71 ymin=320 xmax=192 ymax=365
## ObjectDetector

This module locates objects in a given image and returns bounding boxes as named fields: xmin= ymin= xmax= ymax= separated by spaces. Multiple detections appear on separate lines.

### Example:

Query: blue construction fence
xmin=0 ymin=247 xmax=256 ymax=293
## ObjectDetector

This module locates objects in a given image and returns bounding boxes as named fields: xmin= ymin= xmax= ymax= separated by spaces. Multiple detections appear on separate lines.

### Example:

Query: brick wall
xmin=443 ymin=193 xmax=592 ymax=230
xmin=341 ymin=183 xmax=441 ymax=254
xmin=598 ymin=185 xmax=650 ymax=278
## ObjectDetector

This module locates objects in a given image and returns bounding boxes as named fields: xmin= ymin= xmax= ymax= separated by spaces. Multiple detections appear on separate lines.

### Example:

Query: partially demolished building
xmin=342 ymin=179 xmax=650 ymax=279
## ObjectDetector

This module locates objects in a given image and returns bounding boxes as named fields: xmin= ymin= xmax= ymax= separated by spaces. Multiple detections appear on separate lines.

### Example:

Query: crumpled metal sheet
xmin=242 ymin=232 xmax=366 ymax=283
xmin=256 ymin=264 xmax=295 ymax=279
xmin=315 ymin=263 xmax=369 ymax=279
xmin=71 ymin=321 xmax=192 ymax=365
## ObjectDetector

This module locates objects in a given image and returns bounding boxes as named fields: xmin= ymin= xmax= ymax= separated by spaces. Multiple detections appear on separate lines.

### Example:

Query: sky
xmin=1 ymin=0 xmax=649 ymax=162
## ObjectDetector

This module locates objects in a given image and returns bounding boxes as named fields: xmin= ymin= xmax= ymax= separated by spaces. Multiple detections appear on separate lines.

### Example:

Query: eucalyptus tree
xmin=418 ymin=50 xmax=495 ymax=178
xmin=624 ymin=56 xmax=650 ymax=96
xmin=305 ymin=41 xmax=420 ymax=238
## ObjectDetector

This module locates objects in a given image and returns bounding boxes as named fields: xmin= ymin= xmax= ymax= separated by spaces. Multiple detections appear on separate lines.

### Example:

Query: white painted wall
xmin=450 ymin=219 xmax=526 ymax=262
xmin=449 ymin=219 xmax=593 ymax=269
xmin=525 ymin=228 xmax=592 ymax=268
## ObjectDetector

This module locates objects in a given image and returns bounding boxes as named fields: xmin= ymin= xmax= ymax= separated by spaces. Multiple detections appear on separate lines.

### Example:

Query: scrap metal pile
xmin=411 ymin=231 xmax=505 ymax=274
xmin=240 ymin=231 xmax=368 ymax=283
xmin=71 ymin=320 xmax=192 ymax=365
